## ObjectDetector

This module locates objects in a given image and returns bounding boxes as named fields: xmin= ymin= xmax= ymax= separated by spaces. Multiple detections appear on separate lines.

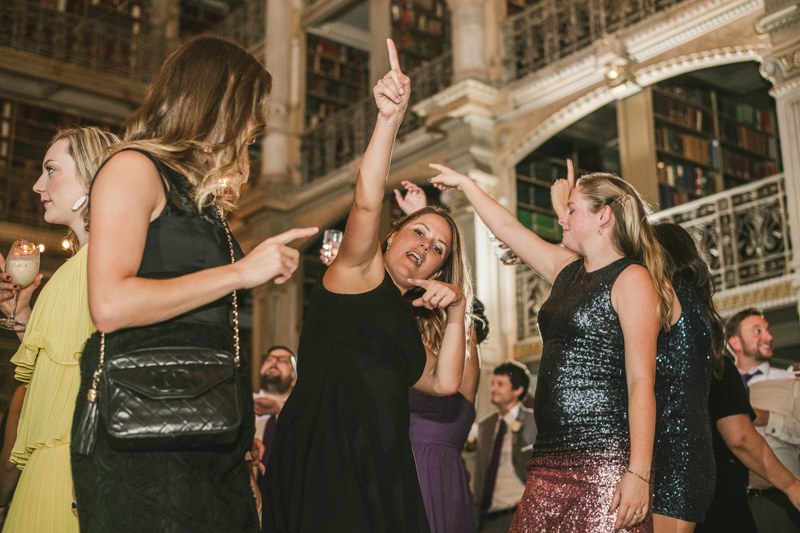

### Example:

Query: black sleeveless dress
xmin=261 ymin=270 xmax=430 ymax=533
xmin=71 ymin=150 xmax=259 ymax=533
xmin=511 ymin=258 xmax=653 ymax=533
xmin=652 ymin=275 xmax=715 ymax=522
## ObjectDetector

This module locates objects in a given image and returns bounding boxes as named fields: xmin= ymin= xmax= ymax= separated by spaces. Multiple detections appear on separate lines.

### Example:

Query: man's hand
xmin=254 ymin=396 xmax=283 ymax=416
xmin=753 ymin=407 xmax=770 ymax=426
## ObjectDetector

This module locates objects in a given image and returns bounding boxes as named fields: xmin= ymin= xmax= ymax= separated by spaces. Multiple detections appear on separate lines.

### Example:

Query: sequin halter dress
xmin=510 ymin=258 xmax=653 ymax=533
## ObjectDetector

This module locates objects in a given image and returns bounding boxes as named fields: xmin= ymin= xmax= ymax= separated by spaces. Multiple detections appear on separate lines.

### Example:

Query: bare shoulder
xmin=95 ymin=150 xmax=161 ymax=185
xmin=92 ymin=150 xmax=165 ymax=218
xmin=615 ymin=263 xmax=655 ymax=291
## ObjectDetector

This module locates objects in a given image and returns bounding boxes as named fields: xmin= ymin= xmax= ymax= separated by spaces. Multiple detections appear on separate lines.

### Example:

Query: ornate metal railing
xmin=515 ymin=174 xmax=790 ymax=344
xmin=300 ymin=51 xmax=452 ymax=183
xmin=0 ymin=166 xmax=50 ymax=229
xmin=504 ymin=0 xmax=687 ymax=82
xmin=0 ymin=0 xmax=163 ymax=83
xmin=651 ymin=174 xmax=791 ymax=292
xmin=210 ymin=0 xmax=265 ymax=51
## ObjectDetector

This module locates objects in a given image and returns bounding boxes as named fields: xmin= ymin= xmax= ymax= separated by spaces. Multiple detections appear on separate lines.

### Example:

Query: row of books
xmin=309 ymin=36 xmax=369 ymax=67
xmin=308 ymin=55 xmax=368 ymax=87
xmin=307 ymin=76 xmax=367 ymax=104
xmin=656 ymin=127 xmax=717 ymax=166
xmin=305 ymin=99 xmax=343 ymax=128
xmin=720 ymin=99 xmax=777 ymax=133
xmin=391 ymin=2 xmax=446 ymax=24
xmin=653 ymin=93 xmax=714 ymax=134
xmin=391 ymin=4 xmax=445 ymax=35
xmin=517 ymin=209 xmax=562 ymax=242
xmin=392 ymin=28 xmax=446 ymax=59
xmin=719 ymin=120 xmax=779 ymax=158
xmin=722 ymin=151 xmax=779 ymax=181
xmin=657 ymin=85 xmax=712 ymax=109
xmin=517 ymin=181 xmax=553 ymax=211
xmin=656 ymin=162 xmax=713 ymax=197
xmin=658 ymin=184 xmax=694 ymax=209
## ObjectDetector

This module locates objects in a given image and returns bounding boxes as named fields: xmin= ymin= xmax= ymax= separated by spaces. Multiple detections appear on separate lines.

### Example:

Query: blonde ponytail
xmin=578 ymin=173 xmax=673 ymax=329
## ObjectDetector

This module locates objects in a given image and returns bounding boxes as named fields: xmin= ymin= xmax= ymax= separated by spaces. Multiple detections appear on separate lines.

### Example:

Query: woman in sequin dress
xmin=431 ymin=164 xmax=673 ymax=532
xmin=649 ymin=223 xmax=721 ymax=532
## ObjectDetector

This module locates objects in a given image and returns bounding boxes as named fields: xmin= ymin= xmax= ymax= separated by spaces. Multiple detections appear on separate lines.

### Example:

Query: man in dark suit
xmin=474 ymin=361 xmax=537 ymax=533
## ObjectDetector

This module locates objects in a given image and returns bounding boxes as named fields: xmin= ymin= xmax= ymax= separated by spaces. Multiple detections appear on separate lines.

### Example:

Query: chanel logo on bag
xmin=149 ymin=368 xmax=192 ymax=392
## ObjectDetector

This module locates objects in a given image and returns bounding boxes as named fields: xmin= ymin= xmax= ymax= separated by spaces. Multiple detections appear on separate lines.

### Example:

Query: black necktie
xmin=742 ymin=369 xmax=763 ymax=397
xmin=480 ymin=419 xmax=507 ymax=511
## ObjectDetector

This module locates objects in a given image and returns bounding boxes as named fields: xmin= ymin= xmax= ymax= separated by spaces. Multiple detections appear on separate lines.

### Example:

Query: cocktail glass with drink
xmin=321 ymin=230 xmax=343 ymax=265
xmin=0 ymin=240 xmax=40 ymax=330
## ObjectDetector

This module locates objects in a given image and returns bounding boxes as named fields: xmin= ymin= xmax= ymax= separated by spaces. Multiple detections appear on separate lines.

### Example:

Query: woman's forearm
xmin=733 ymin=428 xmax=798 ymax=491
xmin=354 ymin=115 xmax=404 ymax=213
xmin=430 ymin=306 xmax=467 ymax=395
xmin=627 ymin=378 xmax=655 ymax=478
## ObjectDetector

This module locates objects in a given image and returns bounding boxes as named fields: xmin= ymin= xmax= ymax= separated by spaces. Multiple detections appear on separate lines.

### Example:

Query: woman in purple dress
xmin=408 ymin=302 xmax=486 ymax=533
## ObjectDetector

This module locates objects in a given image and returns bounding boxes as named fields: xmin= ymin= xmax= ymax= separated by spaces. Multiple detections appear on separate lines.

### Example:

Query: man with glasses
xmin=254 ymin=346 xmax=297 ymax=472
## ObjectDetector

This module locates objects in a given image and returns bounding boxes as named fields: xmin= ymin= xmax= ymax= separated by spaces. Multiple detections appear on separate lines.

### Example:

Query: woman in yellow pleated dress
xmin=0 ymin=127 xmax=119 ymax=532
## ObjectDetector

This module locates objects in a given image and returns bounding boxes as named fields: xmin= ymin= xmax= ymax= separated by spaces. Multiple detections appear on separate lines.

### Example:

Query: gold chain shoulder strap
xmin=86 ymin=204 xmax=240 ymax=402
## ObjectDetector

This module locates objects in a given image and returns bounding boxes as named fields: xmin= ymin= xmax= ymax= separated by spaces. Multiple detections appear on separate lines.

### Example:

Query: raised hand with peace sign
xmin=373 ymin=39 xmax=411 ymax=121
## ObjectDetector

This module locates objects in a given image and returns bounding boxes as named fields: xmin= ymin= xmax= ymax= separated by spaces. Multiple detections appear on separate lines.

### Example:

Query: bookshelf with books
xmin=390 ymin=1 xmax=450 ymax=73
xmin=650 ymin=76 xmax=781 ymax=209
xmin=515 ymin=107 xmax=620 ymax=242
xmin=305 ymin=34 xmax=370 ymax=128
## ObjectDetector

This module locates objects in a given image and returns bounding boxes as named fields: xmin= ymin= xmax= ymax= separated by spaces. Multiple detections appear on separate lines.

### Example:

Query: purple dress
xmin=408 ymin=388 xmax=478 ymax=533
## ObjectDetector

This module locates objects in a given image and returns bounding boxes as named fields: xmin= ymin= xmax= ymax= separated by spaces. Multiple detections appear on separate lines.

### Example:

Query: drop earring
xmin=386 ymin=239 xmax=392 ymax=250
xmin=72 ymin=196 xmax=87 ymax=212
xmin=597 ymin=225 xmax=604 ymax=235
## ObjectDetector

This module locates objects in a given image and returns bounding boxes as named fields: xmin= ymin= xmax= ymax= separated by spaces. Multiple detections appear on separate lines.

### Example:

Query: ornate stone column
xmin=758 ymin=0 xmax=800 ymax=311
xmin=447 ymin=0 xmax=491 ymax=83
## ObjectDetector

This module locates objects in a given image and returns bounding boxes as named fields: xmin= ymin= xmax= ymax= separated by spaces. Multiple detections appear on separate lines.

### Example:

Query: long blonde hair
xmin=49 ymin=126 xmax=121 ymax=251
xmin=578 ymin=173 xmax=673 ymax=329
xmin=381 ymin=206 xmax=474 ymax=353
xmin=104 ymin=35 xmax=272 ymax=212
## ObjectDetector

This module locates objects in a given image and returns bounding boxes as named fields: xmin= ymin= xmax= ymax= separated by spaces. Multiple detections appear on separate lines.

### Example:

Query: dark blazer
xmin=472 ymin=404 xmax=537 ymax=510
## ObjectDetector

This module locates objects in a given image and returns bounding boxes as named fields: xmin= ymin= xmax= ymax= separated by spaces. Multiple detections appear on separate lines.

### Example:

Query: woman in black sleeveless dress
xmin=70 ymin=36 xmax=317 ymax=533
xmin=261 ymin=40 xmax=472 ymax=533
xmin=430 ymin=163 xmax=673 ymax=532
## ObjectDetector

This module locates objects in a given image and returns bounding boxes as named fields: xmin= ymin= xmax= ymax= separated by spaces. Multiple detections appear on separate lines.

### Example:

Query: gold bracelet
xmin=626 ymin=469 xmax=649 ymax=484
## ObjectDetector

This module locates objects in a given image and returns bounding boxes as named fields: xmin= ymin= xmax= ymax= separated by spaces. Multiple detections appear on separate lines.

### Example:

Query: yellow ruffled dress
xmin=3 ymin=245 xmax=94 ymax=533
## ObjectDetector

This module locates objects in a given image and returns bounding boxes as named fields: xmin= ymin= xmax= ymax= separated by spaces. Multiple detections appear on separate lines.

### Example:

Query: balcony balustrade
xmin=0 ymin=0 xmax=163 ymax=83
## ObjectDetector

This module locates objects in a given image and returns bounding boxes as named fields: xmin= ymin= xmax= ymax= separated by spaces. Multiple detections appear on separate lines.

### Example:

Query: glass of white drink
xmin=0 ymin=240 xmax=40 ymax=330
xmin=321 ymin=229 xmax=343 ymax=265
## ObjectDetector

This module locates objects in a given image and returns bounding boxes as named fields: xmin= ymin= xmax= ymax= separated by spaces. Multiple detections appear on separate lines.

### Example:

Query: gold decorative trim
xmin=715 ymin=280 xmax=797 ymax=312
xmin=513 ymin=340 xmax=543 ymax=361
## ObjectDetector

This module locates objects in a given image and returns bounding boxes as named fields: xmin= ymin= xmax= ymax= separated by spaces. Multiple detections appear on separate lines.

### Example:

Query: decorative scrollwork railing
xmin=300 ymin=51 xmax=452 ymax=183
xmin=210 ymin=0 xmax=265 ymax=51
xmin=503 ymin=0 xmax=687 ymax=82
xmin=0 ymin=0 xmax=164 ymax=83
xmin=651 ymin=174 xmax=791 ymax=292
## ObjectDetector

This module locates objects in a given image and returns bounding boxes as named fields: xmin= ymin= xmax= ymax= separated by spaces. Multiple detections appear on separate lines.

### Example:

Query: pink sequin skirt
xmin=510 ymin=451 xmax=654 ymax=533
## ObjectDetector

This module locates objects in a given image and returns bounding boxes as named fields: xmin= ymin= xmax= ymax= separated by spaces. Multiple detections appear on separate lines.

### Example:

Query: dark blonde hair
xmin=381 ymin=206 xmax=474 ymax=354
xmin=105 ymin=35 xmax=272 ymax=212
xmin=48 ymin=127 xmax=121 ymax=251
xmin=577 ymin=173 xmax=673 ymax=329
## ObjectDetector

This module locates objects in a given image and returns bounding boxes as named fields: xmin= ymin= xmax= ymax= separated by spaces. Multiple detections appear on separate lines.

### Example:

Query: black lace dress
xmin=70 ymin=150 xmax=258 ymax=533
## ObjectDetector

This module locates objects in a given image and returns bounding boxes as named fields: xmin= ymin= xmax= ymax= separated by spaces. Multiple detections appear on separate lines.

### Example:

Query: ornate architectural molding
xmin=625 ymin=0 xmax=765 ymax=62
xmin=761 ymin=47 xmax=800 ymax=89
xmin=503 ymin=87 xmax=615 ymax=167
xmin=634 ymin=44 xmax=770 ymax=87
xmin=412 ymin=78 xmax=499 ymax=118
xmin=769 ymin=71 xmax=800 ymax=96
xmin=754 ymin=2 xmax=800 ymax=34
xmin=715 ymin=278 xmax=797 ymax=314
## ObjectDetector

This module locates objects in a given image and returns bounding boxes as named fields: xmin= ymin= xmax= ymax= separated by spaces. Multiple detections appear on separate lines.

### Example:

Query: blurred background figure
xmin=254 ymin=346 xmax=297 ymax=474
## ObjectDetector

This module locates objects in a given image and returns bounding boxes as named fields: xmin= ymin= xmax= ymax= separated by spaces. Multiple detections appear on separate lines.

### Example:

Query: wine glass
xmin=321 ymin=230 xmax=343 ymax=265
xmin=0 ymin=240 xmax=40 ymax=330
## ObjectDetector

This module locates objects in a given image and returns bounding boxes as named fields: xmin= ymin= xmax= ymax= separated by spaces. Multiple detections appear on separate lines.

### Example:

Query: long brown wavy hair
xmin=578 ymin=173 xmax=674 ymax=329
xmin=381 ymin=206 xmax=474 ymax=354
xmin=104 ymin=35 xmax=272 ymax=212
xmin=654 ymin=223 xmax=725 ymax=379
xmin=48 ymin=127 xmax=120 ymax=251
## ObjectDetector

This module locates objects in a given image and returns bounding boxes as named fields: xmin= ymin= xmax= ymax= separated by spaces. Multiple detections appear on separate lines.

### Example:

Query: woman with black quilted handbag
xmin=69 ymin=36 xmax=317 ymax=533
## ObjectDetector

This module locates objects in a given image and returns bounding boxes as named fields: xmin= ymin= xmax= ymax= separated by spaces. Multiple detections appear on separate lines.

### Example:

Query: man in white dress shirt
xmin=254 ymin=346 xmax=297 ymax=472
xmin=728 ymin=308 xmax=800 ymax=531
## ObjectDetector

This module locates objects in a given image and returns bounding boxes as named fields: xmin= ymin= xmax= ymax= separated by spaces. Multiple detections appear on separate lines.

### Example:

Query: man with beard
xmin=729 ymin=309 xmax=800 ymax=531
xmin=254 ymin=346 xmax=297 ymax=472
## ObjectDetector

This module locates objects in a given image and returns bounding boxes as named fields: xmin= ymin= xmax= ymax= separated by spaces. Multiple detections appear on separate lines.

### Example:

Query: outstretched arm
xmin=429 ymin=165 xmax=576 ymax=284
xmin=324 ymin=39 xmax=411 ymax=293
xmin=550 ymin=159 xmax=574 ymax=219
xmin=718 ymin=414 xmax=800 ymax=510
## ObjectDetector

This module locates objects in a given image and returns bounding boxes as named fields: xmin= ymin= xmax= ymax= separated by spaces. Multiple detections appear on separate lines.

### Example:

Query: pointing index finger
xmin=270 ymin=227 xmax=319 ymax=245
xmin=387 ymin=38 xmax=401 ymax=72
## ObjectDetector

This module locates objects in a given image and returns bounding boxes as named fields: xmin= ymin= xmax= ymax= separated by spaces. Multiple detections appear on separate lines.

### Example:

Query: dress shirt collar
xmin=501 ymin=402 xmax=521 ymax=427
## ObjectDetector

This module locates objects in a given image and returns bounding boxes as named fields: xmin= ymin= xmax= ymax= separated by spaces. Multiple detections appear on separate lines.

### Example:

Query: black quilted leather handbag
xmin=75 ymin=206 xmax=243 ymax=453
